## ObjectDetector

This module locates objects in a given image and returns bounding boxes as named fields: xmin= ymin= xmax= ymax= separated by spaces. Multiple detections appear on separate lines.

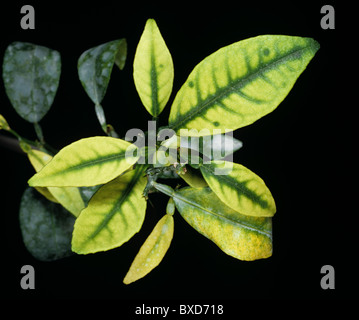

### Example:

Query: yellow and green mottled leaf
xmin=123 ymin=214 xmax=174 ymax=284
xmin=170 ymin=186 xmax=272 ymax=261
xmin=133 ymin=19 xmax=174 ymax=117
xmin=28 ymin=136 xmax=138 ymax=187
xmin=200 ymin=161 xmax=276 ymax=217
xmin=72 ymin=165 xmax=147 ymax=254
xmin=21 ymin=142 xmax=85 ymax=216
xmin=0 ymin=114 xmax=10 ymax=131
xmin=169 ymin=35 xmax=319 ymax=136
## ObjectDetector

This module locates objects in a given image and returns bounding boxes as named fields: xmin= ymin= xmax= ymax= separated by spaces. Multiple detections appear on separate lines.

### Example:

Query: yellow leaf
xmin=123 ymin=214 xmax=174 ymax=284
xmin=0 ymin=114 xmax=10 ymax=131
xmin=173 ymin=186 xmax=272 ymax=261
xmin=179 ymin=166 xmax=208 ymax=188
xmin=23 ymin=142 xmax=85 ymax=217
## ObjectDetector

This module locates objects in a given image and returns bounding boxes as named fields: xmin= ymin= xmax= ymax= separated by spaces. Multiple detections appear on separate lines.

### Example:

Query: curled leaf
xmin=78 ymin=39 xmax=127 ymax=105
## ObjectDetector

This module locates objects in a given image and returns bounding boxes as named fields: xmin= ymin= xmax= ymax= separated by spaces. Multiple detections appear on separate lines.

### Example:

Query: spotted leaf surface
xmin=169 ymin=35 xmax=319 ymax=136
xmin=134 ymin=19 xmax=174 ymax=117
xmin=123 ymin=214 xmax=174 ymax=284
xmin=200 ymin=161 xmax=276 ymax=217
xmin=2 ymin=42 xmax=61 ymax=123
xmin=28 ymin=136 xmax=138 ymax=187
xmin=172 ymin=186 xmax=272 ymax=261
xmin=78 ymin=39 xmax=127 ymax=105
xmin=72 ymin=166 xmax=147 ymax=254
xmin=19 ymin=187 xmax=75 ymax=261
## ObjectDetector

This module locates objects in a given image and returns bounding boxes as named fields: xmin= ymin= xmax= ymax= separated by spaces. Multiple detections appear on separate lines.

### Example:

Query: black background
xmin=1 ymin=1 xmax=356 ymax=303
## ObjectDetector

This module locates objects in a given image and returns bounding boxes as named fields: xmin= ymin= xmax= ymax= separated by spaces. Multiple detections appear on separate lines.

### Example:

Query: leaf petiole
xmin=34 ymin=122 xmax=44 ymax=144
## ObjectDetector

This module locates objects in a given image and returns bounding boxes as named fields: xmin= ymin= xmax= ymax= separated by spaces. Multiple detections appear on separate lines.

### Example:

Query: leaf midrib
xmin=62 ymin=152 xmax=128 ymax=174
xmin=174 ymin=190 xmax=271 ymax=238
xmin=200 ymin=164 xmax=269 ymax=209
xmin=170 ymin=45 xmax=311 ymax=131
xmin=86 ymin=165 xmax=146 ymax=242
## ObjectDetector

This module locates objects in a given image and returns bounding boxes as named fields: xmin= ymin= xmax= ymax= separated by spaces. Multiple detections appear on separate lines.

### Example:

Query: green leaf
xmin=19 ymin=187 xmax=75 ymax=261
xmin=133 ymin=19 xmax=174 ymax=117
xmin=200 ymin=161 xmax=276 ymax=217
xmin=2 ymin=42 xmax=61 ymax=123
xmin=169 ymin=35 xmax=319 ymax=136
xmin=171 ymin=186 xmax=272 ymax=261
xmin=78 ymin=39 xmax=127 ymax=105
xmin=28 ymin=136 xmax=138 ymax=187
xmin=72 ymin=165 xmax=147 ymax=254
xmin=79 ymin=185 xmax=102 ymax=206
xmin=123 ymin=214 xmax=174 ymax=284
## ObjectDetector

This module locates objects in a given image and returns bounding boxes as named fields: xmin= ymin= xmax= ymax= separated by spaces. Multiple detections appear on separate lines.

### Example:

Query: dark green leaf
xmin=78 ymin=39 xmax=127 ymax=105
xmin=19 ymin=187 xmax=75 ymax=261
xmin=79 ymin=185 xmax=102 ymax=206
xmin=2 ymin=42 xmax=61 ymax=123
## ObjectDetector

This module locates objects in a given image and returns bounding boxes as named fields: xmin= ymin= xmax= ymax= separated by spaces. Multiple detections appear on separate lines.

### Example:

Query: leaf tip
xmin=27 ymin=175 xmax=37 ymax=187
xmin=146 ymin=18 xmax=157 ymax=26
xmin=71 ymin=235 xmax=86 ymax=255
xmin=308 ymin=37 xmax=320 ymax=54
xmin=122 ymin=274 xmax=133 ymax=285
